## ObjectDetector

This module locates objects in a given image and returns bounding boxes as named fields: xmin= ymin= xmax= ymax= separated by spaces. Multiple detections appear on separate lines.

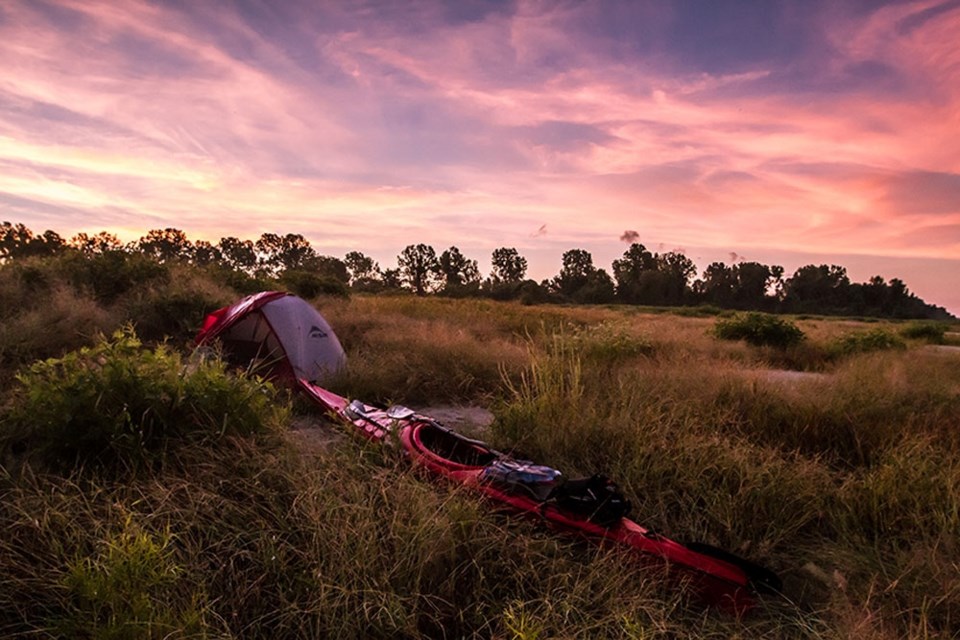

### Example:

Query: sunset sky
xmin=2 ymin=0 xmax=958 ymax=313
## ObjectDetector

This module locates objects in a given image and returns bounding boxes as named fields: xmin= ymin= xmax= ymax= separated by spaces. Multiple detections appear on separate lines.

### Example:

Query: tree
xmin=576 ymin=269 xmax=616 ymax=304
xmin=553 ymin=249 xmax=595 ymax=295
xmin=70 ymin=231 xmax=123 ymax=255
xmin=0 ymin=222 xmax=34 ymax=261
xmin=397 ymin=244 xmax=440 ymax=296
xmin=612 ymin=243 xmax=658 ymax=303
xmin=695 ymin=262 xmax=737 ymax=306
xmin=859 ymin=275 xmax=888 ymax=315
xmin=255 ymin=233 xmax=316 ymax=275
xmin=138 ymin=228 xmax=192 ymax=263
xmin=381 ymin=268 xmax=403 ymax=290
xmin=769 ymin=265 xmax=785 ymax=301
xmin=344 ymin=251 xmax=381 ymax=289
xmin=217 ymin=237 xmax=258 ymax=273
xmin=490 ymin=247 xmax=527 ymax=284
xmin=551 ymin=248 xmax=615 ymax=302
xmin=783 ymin=264 xmax=851 ymax=313
xmin=1 ymin=222 xmax=66 ymax=261
xmin=303 ymin=255 xmax=349 ymax=284
xmin=656 ymin=251 xmax=696 ymax=304
xmin=612 ymin=244 xmax=695 ymax=305
xmin=191 ymin=240 xmax=222 ymax=267
xmin=730 ymin=261 xmax=773 ymax=309
xmin=438 ymin=246 xmax=480 ymax=295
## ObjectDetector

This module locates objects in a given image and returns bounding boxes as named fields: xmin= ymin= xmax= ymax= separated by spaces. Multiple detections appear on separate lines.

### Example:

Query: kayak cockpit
xmin=413 ymin=421 xmax=499 ymax=468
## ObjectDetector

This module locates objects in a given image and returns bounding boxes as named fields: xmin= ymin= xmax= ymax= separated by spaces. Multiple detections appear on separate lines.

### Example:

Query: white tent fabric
xmin=258 ymin=295 xmax=345 ymax=382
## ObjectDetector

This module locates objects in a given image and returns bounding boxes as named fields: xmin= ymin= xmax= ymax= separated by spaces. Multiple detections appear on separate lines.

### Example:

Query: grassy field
xmin=1 ymin=263 xmax=959 ymax=638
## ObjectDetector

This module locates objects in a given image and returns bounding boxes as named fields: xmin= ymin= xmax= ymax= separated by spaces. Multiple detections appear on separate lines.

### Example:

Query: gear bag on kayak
xmin=481 ymin=459 xmax=563 ymax=501
xmin=551 ymin=474 xmax=631 ymax=527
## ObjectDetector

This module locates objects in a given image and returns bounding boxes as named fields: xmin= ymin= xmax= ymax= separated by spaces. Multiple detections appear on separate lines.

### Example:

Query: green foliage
xmin=674 ymin=304 xmax=724 ymax=317
xmin=124 ymin=267 xmax=234 ymax=342
xmin=0 ymin=285 xmax=115 ymax=373
xmin=1 ymin=221 xmax=66 ymax=260
xmin=397 ymin=243 xmax=440 ymax=296
xmin=563 ymin=322 xmax=654 ymax=363
xmin=59 ymin=516 xmax=205 ymax=639
xmin=61 ymin=250 xmax=169 ymax=303
xmin=490 ymin=247 xmax=528 ymax=284
xmin=713 ymin=312 xmax=805 ymax=348
xmin=829 ymin=328 xmax=906 ymax=357
xmin=137 ymin=228 xmax=193 ymax=263
xmin=553 ymin=248 xmax=616 ymax=303
xmin=900 ymin=321 xmax=949 ymax=344
xmin=1 ymin=286 xmax=959 ymax=637
xmin=203 ymin=263 xmax=275 ymax=295
xmin=1 ymin=327 xmax=287 ymax=472
xmin=279 ymin=269 xmax=349 ymax=299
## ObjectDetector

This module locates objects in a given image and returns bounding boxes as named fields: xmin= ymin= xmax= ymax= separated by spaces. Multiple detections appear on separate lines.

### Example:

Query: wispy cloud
xmin=0 ymin=0 xmax=957 ymax=310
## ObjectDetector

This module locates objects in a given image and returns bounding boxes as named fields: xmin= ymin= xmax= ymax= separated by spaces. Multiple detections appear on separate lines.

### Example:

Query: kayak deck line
xmin=298 ymin=379 xmax=780 ymax=615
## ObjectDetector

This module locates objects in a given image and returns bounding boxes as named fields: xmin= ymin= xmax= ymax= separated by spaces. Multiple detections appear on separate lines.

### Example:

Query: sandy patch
xmin=925 ymin=344 xmax=960 ymax=355
xmin=285 ymin=405 xmax=495 ymax=454
xmin=417 ymin=405 xmax=496 ymax=435
xmin=286 ymin=414 xmax=345 ymax=454
xmin=746 ymin=369 xmax=829 ymax=385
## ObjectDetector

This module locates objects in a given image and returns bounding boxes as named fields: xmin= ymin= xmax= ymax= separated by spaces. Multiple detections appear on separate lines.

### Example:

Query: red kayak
xmin=300 ymin=381 xmax=781 ymax=615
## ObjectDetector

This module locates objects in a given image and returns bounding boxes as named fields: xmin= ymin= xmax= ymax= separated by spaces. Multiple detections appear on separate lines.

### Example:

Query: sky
xmin=1 ymin=0 xmax=958 ymax=313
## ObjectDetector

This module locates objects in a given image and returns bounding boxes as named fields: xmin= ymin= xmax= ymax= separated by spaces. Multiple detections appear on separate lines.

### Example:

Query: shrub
xmin=60 ymin=251 xmax=169 ymax=303
xmin=829 ymin=328 xmax=906 ymax=357
xmin=712 ymin=312 xmax=805 ymax=348
xmin=675 ymin=304 xmax=724 ymax=318
xmin=900 ymin=321 xmax=949 ymax=344
xmin=0 ymin=286 xmax=115 ymax=372
xmin=122 ymin=266 xmax=234 ymax=342
xmin=0 ymin=258 xmax=61 ymax=321
xmin=563 ymin=322 xmax=654 ymax=363
xmin=59 ymin=516 xmax=205 ymax=638
xmin=0 ymin=327 xmax=287 ymax=472
xmin=279 ymin=269 xmax=349 ymax=299
xmin=203 ymin=264 xmax=276 ymax=296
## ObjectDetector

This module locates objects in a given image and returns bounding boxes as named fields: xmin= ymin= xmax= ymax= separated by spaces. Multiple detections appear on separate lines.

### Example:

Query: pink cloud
xmin=0 ymin=0 xmax=957 ymax=312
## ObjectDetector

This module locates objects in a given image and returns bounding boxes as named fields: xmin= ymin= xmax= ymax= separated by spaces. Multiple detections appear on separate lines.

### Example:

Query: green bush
xmin=125 ymin=288 xmax=217 ymax=342
xmin=829 ymin=328 xmax=906 ymax=357
xmin=61 ymin=251 xmax=169 ymax=303
xmin=900 ymin=321 xmax=948 ymax=344
xmin=0 ymin=286 xmax=115 ymax=372
xmin=203 ymin=264 xmax=276 ymax=296
xmin=279 ymin=269 xmax=349 ymax=299
xmin=564 ymin=322 xmax=654 ymax=363
xmin=59 ymin=516 xmax=205 ymax=638
xmin=675 ymin=304 xmax=724 ymax=317
xmin=0 ymin=327 xmax=287 ymax=472
xmin=712 ymin=312 xmax=805 ymax=348
xmin=0 ymin=258 xmax=60 ymax=321
xmin=123 ymin=267 xmax=234 ymax=342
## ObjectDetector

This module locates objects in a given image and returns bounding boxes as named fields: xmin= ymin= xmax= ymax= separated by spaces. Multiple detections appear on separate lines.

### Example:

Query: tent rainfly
xmin=196 ymin=291 xmax=346 ymax=383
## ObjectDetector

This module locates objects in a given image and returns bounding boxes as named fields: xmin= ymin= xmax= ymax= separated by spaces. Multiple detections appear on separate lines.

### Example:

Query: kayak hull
xmin=300 ymin=379 xmax=768 ymax=614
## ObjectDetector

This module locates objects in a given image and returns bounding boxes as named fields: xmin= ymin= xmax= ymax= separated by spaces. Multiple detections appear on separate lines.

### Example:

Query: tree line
xmin=1 ymin=222 xmax=952 ymax=320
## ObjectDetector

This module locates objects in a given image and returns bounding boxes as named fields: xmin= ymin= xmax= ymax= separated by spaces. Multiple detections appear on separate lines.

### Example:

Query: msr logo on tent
xmin=309 ymin=325 xmax=328 ymax=339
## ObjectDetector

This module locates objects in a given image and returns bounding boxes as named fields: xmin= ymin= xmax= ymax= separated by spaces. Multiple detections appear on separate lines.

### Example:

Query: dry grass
xmin=1 ymin=265 xmax=958 ymax=638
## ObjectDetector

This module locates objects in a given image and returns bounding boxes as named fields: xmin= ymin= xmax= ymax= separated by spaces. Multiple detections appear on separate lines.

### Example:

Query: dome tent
xmin=196 ymin=291 xmax=346 ymax=383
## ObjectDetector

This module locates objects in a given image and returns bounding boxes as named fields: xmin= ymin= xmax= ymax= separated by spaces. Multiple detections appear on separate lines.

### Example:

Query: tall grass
xmin=1 ymin=268 xmax=958 ymax=637
xmin=487 ymin=315 xmax=960 ymax=637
